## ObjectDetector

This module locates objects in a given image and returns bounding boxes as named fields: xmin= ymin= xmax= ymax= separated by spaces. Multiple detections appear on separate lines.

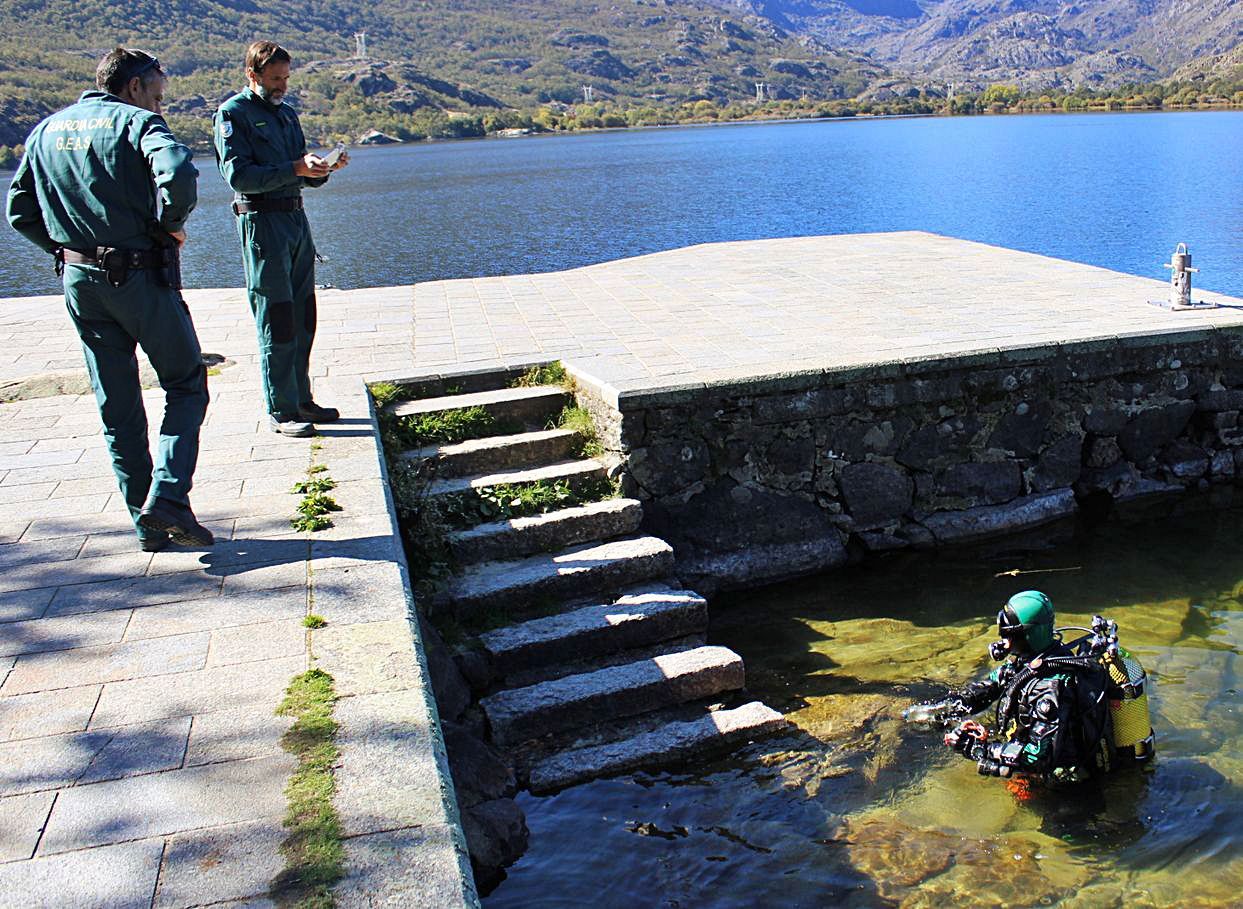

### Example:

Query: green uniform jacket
xmin=213 ymin=88 xmax=327 ymax=199
xmin=6 ymin=90 xmax=196 ymax=254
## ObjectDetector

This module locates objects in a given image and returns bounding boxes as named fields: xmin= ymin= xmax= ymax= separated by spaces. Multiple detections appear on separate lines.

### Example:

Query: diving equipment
xmin=994 ymin=590 xmax=1056 ymax=656
xmin=902 ymin=696 xmax=970 ymax=727
xmin=1060 ymin=614 xmax=1156 ymax=763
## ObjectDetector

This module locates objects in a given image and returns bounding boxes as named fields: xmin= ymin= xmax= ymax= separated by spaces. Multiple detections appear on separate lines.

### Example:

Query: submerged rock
xmin=462 ymin=797 xmax=529 ymax=893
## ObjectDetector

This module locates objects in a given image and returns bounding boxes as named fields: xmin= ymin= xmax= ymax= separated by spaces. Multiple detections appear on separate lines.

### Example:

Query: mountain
xmin=716 ymin=0 xmax=1243 ymax=89
xmin=0 ymin=0 xmax=887 ymax=147
xmin=0 ymin=0 xmax=1239 ymax=152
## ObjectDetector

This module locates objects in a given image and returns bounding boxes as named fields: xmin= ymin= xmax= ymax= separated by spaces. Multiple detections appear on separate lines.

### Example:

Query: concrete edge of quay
xmin=322 ymin=385 xmax=480 ymax=907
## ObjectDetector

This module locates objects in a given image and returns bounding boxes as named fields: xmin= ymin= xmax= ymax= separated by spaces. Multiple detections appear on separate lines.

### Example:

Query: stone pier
xmin=2 ymin=231 xmax=1242 ymax=904
xmin=409 ymin=232 xmax=1243 ymax=591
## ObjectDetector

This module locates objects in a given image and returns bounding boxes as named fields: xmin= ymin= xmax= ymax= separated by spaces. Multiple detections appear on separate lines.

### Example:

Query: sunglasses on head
xmin=126 ymin=55 xmax=161 ymax=81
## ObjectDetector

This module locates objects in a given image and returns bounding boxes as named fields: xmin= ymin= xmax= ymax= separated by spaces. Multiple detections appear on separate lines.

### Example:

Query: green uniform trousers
xmin=63 ymin=264 xmax=208 ymax=538
xmin=236 ymin=209 xmax=317 ymax=418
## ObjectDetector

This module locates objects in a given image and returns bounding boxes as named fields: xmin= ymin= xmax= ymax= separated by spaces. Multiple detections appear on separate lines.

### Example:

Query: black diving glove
xmin=944 ymin=721 xmax=988 ymax=761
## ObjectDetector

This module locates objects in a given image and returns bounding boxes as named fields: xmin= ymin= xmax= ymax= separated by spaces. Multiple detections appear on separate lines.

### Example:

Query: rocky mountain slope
xmin=718 ymin=0 xmax=1243 ymax=89
xmin=0 ymin=0 xmax=886 ymax=147
xmin=0 ymin=0 xmax=1238 ymax=149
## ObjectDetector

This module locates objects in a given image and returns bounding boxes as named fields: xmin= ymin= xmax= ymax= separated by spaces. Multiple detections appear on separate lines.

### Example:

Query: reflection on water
xmin=487 ymin=501 xmax=1243 ymax=907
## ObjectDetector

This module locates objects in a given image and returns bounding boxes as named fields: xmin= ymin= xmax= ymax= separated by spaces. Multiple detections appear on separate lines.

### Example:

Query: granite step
xmin=499 ymin=635 xmax=709 ymax=690
xmin=446 ymin=498 xmax=643 ymax=564
xmin=480 ymin=589 xmax=709 ymax=681
xmin=386 ymin=385 xmax=571 ymax=427
xmin=432 ymin=535 xmax=675 ymax=620
xmin=402 ymin=428 xmax=581 ymax=478
xmin=528 ymin=701 xmax=788 ymax=793
xmin=424 ymin=459 xmax=607 ymax=503
xmin=480 ymin=645 xmax=745 ymax=746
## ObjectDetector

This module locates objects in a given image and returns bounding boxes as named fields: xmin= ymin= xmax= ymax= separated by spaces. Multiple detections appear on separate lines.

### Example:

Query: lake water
xmin=2 ymin=110 xmax=1243 ymax=298
xmin=491 ymin=498 xmax=1243 ymax=907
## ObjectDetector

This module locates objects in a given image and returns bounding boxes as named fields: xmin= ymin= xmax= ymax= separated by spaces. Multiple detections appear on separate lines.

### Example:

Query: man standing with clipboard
xmin=214 ymin=40 xmax=349 ymax=437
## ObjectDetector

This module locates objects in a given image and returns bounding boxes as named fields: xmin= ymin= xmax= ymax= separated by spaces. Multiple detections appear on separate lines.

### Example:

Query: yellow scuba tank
xmin=1061 ymin=616 xmax=1157 ymax=765
xmin=1103 ymin=646 xmax=1155 ymax=761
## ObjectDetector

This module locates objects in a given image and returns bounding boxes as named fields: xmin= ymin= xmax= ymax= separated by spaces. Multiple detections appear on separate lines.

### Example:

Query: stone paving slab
xmin=0 ymin=632 xmax=211 ymax=696
xmin=0 ymin=790 xmax=55 ymax=862
xmin=0 ymin=609 xmax=131 ymax=658
xmin=39 ymin=753 xmax=293 ymax=854
xmin=89 ymin=655 xmax=307 ymax=729
xmin=0 ymin=718 xmax=191 ymax=796
xmin=0 ymin=838 xmax=164 ymax=907
xmin=154 ymin=819 xmax=285 ymax=909
xmin=0 ymin=686 xmax=101 ymax=743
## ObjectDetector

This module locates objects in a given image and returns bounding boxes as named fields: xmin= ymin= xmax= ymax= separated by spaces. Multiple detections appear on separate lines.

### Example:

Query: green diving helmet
xmin=991 ymin=590 xmax=1056 ymax=659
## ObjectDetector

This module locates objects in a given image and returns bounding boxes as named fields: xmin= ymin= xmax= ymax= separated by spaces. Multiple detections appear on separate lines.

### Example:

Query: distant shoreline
xmin=308 ymin=102 xmax=1243 ymax=154
xmin=3 ymin=100 xmax=1240 ymax=169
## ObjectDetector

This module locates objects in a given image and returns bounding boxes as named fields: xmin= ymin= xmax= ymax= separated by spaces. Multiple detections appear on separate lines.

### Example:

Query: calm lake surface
xmin=491 ymin=499 xmax=1243 ymax=907
xmin=2 ymin=110 xmax=1243 ymax=298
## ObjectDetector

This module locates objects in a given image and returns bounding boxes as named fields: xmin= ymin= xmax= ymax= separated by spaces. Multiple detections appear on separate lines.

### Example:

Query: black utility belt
xmin=61 ymin=247 xmax=170 ymax=269
xmin=58 ymin=246 xmax=180 ymax=289
xmin=232 ymin=197 xmax=303 ymax=215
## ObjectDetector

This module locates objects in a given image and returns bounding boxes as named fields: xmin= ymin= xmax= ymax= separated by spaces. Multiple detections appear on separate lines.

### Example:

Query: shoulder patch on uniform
xmin=219 ymin=119 xmax=233 ymax=138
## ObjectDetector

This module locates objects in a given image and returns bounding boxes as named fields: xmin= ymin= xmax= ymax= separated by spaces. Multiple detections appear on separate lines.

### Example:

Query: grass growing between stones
xmin=367 ymin=380 xmax=406 ymax=410
xmin=380 ymin=405 xmax=523 ymax=453
xmin=271 ymin=668 xmax=343 ymax=909
xmin=292 ymin=455 xmax=341 ymax=533
xmin=555 ymin=404 xmax=604 ymax=458
xmin=293 ymin=476 xmax=337 ymax=495
xmin=512 ymin=361 xmax=569 ymax=388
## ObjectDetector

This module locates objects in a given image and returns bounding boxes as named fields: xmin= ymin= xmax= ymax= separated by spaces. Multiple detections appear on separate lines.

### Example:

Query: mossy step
xmin=480 ymin=645 xmax=745 ymax=746
xmin=479 ymin=588 xmax=709 ymax=681
xmin=402 ymin=428 xmax=580 ymax=478
xmin=528 ymin=701 xmax=787 ymax=793
xmin=446 ymin=498 xmax=643 ymax=564
xmin=424 ymin=458 xmax=607 ymax=501
xmin=431 ymin=535 xmax=675 ymax=620
xmin=386 ymin=385 xmax=570 ymax=427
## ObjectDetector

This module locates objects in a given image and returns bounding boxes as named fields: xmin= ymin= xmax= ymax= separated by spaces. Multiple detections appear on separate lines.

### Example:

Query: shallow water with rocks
xmin=486 ymin=497 xmax=1242 ymax=907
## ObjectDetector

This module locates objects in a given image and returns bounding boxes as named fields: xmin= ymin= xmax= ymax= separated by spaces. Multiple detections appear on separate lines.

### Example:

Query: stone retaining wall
xmin=572 ymin=326 xmax=1243 ymax=592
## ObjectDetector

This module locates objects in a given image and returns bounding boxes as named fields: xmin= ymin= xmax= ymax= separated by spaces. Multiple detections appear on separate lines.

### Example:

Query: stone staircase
xmin=388 ymin=380 xmax=785 ymax=794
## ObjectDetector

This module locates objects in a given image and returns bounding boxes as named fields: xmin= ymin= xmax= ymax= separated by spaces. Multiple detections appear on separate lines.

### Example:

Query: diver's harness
xmin=989 ymin=615 xmax=1155 ymax=775
xmin=909 ymin=614 xmax=1155 ymax=780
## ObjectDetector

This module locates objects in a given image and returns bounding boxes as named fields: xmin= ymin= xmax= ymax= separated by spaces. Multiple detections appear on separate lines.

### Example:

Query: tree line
xmin=3 ymin=75 xmax=1241 ymax=170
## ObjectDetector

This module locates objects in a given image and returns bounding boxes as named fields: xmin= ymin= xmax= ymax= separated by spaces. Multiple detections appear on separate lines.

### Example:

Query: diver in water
xmin=935 ymin=591 xmax=1153 ymax=786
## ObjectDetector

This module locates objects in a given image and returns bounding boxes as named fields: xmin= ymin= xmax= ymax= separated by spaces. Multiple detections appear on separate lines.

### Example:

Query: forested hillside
xmin=0 ymin=0 xmax=886 ymax=148
xmin=0 ymin=0 xmax=1239 ymax=163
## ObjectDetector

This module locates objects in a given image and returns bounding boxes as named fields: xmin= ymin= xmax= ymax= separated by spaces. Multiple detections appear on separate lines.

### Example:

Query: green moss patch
xmin=271 ymin=668 xmax=343 ymax=909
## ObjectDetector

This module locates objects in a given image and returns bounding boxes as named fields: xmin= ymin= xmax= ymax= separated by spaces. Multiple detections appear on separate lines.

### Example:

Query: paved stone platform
xmin=411 ymin=231 xmax=1243 ymax=400
xmin=0 ymin=286 xmax=475 ymax=907
xmin=3 ymin=231 xmax=1242 ymax=905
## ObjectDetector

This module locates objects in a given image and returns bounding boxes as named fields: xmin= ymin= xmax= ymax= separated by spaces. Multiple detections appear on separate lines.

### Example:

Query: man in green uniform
xmin=214 ymin=41 xmax=348 ymax=437
xmin=6 ymin=47 xmax=213 ymax=550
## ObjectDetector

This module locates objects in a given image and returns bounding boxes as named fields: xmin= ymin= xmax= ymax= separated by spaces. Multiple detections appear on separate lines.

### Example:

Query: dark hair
xmin=95 ymin=47 xmax=163 ymax=95
xmin=245 ymin=41 xmax=291 ymax=75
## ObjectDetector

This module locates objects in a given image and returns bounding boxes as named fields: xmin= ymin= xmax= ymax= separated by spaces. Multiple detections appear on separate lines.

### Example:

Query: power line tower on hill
xmin=582 ymin=85 xmax=594 ymax=103
xmin=354 ymin=32 xmax=368 ymax=61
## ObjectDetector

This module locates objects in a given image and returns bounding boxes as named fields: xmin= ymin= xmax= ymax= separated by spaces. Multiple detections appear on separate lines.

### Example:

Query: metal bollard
xmin=1163 ymin=243 xmax=1199 ymax=309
